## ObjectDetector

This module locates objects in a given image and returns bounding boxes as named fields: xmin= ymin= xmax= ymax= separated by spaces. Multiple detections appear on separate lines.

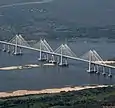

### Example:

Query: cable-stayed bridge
xmin=0 ymin=34 xmax=114 ymax=77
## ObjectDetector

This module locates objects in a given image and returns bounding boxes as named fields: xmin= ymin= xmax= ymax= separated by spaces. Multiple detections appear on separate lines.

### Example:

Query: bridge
xmin=0 ymin=34 xmax=114 ymax=77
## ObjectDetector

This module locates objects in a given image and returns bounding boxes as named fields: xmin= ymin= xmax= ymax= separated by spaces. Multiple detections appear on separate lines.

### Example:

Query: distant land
xmin=0 ymin=0 xmax=115 ymax=40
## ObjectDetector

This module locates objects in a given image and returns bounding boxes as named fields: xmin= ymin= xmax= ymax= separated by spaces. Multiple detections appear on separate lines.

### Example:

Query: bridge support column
xmin=49 ymin=55 xmax=56 ymax=64
xmin=102 ymin=66 xmax=106 ymax=76
xmin=38 ymin=52 xmax=47 ymax=61
xmin=3 ymin=44 xmax=6 ymax=52
xmin=43 ymin=53 xmax=48 ymax=61
xmin=12 ymin=46 xmax=15 ymax=54
xmin=87 ymin=60 xmax=91 ymax=73
xmin=57 ymin=56 xmax=60 ymax=64
xmin=59 ymin=46 xmax=63 ymax=66
xmin=96 ymin=65 xmax=100 ymax=74
xmin=58 ymin=45 xmax=69 ymax=67
xmin=0 ymin=43 xmax=1 ymax=51
xmin=38 ymin=40 xmax=47 ymax=61
xmin=65 ymin=57 xmax=68 ymax=66
xmin=19 ymin=47 xmax=22 ymax=55
xmin=51 ymin=55 xmax=56 ymax=63
xmin=59 ymin=54 xmax=63 ymax=66
xmin=108 ymin=68 xmax=112 ymax=77
xmin=87 ymin=51 xmax=92 ymax=73
xmin=38 ymin=40 xmax=42 ymax=61
xmin=7 ymin=45 xmax=10 ymax=53
xmin=46 ymin=54 xmax=49 ymax=61
xmin=14 ymin=46 xmax=18 ymax=55
xmin=38 ymin=50 xmax=42 ymax=60
xmin=14 ymin=36 xmax=18 ymax=55
xmin=93 ymin=64 xmax=96 ymax=72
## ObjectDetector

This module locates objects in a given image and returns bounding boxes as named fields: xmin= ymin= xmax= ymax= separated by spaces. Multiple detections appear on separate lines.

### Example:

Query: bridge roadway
xmin=0 ymin=40 xmax=115 ymax=69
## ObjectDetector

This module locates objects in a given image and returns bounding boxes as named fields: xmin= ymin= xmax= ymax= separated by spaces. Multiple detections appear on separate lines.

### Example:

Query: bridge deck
xmin=0 ymin=40 xmax=115 ymax=69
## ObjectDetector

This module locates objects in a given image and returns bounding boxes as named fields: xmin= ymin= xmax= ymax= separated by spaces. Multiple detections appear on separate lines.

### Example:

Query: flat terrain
xmin=0 ymin=85 xmax=115 ymax=108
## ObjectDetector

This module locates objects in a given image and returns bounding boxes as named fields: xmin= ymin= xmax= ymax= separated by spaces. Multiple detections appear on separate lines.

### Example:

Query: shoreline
xmin=0 ymin=63 xmax=55 ymax=71
xmin=0 ymin=60 xmax=115 ymax=71
xmin=0 ymin=84 xmax=110 ymax=98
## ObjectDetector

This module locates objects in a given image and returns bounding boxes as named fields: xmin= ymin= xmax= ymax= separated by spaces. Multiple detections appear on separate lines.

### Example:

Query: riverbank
xmin=0 ymin=84 xmax=115 ymax=108
xmin=0 ymin=85 xmax=109 ymax=98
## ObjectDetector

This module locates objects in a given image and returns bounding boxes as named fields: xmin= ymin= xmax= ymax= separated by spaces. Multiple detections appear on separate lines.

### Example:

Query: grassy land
xmin=0 ymin=85 xmax=115 ymax=108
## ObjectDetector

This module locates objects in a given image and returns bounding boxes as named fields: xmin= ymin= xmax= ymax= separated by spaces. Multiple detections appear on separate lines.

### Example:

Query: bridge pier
xmin=38 ymin=52 xmax=47 ymax=61
xmin=87 ymin=61 xmax=91 ymax=73
xmin=38 ymin=47 xmax=42 ymax=61
xmin=87 ymin=60 xmax=94 ymax=73
xmin=57 ymin=56 xmax=60 ymax=64
xmin=87 ymin=63 xmax=100 ymax=74
xmin=64 ymin=57 xmax=69 ymax=66
xmin=58 ymin=57 xmax=69 ymax=67
xmin=13 ymin=46 xmax=22 ymax=56
xmin=96 ymin=65 xmax=100 ymax=74
xmin=108 ymin=68 xmax=112 ymax=77
xmin=19 ymin=47 xmax=23 ymax=55
xmin=51 ymin=55 xmax=56 ymax=64
xmin=7 ymin=45 xmax=10 ymax=53
xmin=87 ymin=51 xmax=93 ymax=73
xmin=13 ymin=36 xmax=20 ymax=55
xmin=3 ymin=44 xmax=6 ymax=52
xmin=38 ymin=40 xmax=46 ymax=61
xmin=48 ymin=55 xmax=57 ymax=64
xmin=46 ymin=54 xmax=49 ymax=61
xmin=58 ymin=47 xmax=68 ymax=67
xmin=13 ymin=44 xmax=18 ymax=55
xmin=43 ymin=53 xmax=48 ymax=61
xmin=93 ymin=64 xmax=96 ymax=72
xmin=102 ymin=66 xmax=106 ymax=76
xmin=0 ymin=43 xmax=1 ymax=51
xmin=58 ymin=49 xmax=63 ymax=66
xmin=12 ymin=46 xmax=15 ymax=54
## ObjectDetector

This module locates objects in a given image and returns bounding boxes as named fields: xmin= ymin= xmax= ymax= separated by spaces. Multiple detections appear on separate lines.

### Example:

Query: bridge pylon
xmin=54 ymin=44 xmax=68 ymax=66
xmin=81 ymin=50 xmax=102 ymax=73
xmin=13 ymin=35 xmax=18 ymax=55
xmin=81 ymin=50 xmax=93 ymax=73
xmin=8 ymin=34 xmax=30 ymax=55
xmin=54 ymin=44 xmax=76 ymax=67
xmin=59 ymin=44 xmax=64 ymax=66
xmin=43 ymin=39 xmax=57 ymax=64
xmin=33 ymin=39 xmax=54 ymax=62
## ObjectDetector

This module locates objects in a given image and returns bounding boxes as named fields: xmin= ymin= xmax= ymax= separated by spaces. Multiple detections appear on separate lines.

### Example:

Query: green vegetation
xmin=0 ymin=86 xmax=115 ymax=108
